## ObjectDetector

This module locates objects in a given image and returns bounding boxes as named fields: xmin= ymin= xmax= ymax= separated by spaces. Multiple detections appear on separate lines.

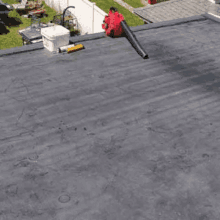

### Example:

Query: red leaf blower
xmin=102 ymin=7 xmax=149 ymax=59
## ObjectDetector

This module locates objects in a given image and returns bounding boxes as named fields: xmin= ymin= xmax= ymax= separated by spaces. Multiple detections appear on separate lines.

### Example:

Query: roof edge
xmin=70 ymin=15 xmax=207 ymax=43
xmin=0 ymin=42 xmax=44 ymax=57
xmin=0 ymin=14 xmax=217 ymax=58
xmin=130 ymin=15 xmax=206 ymax=32
xmin=202 ymin=12 xmax=220 ymax=23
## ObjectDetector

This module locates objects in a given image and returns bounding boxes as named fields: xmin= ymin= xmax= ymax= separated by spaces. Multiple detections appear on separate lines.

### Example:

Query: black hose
xmin=62 ymin=6 xmax=75 ymax=27
xmin=121 ymin=20 xmax=149 ymax=59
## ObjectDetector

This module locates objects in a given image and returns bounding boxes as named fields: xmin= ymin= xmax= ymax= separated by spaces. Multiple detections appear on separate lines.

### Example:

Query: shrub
xmin=8 ymin=9 xmax=22 ymax=19
xmin=7 ymin=9 xmax=23 ymax=25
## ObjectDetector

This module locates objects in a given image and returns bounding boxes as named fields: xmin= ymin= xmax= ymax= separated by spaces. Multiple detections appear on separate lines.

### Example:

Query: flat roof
xmin=133 ymin=0 xmax=220 ymax=23
xmin=1 ymin=13 xmax=220 ymax=220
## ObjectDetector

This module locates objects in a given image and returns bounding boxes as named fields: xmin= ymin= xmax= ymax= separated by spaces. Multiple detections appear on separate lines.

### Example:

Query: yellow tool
xmin=67 ymin=44 xmax=84 ymax=53
xmin=58 ymin=44 xmax=85 ymax=53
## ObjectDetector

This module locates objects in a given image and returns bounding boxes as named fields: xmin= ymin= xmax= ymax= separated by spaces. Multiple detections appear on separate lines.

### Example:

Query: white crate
xmin=41 ymin=25 xmax=70 ymax=52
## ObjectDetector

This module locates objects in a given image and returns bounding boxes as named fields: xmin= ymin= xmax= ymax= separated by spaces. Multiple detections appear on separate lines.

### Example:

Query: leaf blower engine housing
xmin=102 ymin=7 xmax=125 ymax=37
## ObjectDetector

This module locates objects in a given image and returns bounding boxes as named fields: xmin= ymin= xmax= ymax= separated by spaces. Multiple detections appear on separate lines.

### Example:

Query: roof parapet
xmin=1 ymin=13 xmax=219 ymax=57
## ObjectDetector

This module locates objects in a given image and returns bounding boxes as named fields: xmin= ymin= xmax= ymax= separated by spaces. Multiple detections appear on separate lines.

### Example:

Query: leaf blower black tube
xmin=121 ymin=20 xmax=149 ymax=59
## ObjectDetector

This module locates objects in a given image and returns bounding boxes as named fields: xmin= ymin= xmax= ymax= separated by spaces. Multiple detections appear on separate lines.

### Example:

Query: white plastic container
xmin=58 ymin=44 xmax=75 ymax=53
xmin=41 ymin=25 xmax=70 ymax=52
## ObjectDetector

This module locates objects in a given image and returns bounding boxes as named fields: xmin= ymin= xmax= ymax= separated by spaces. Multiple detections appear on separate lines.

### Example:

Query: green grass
xmin=2 ymin=0 xmax=17 ymax=4
xmin=123 ymin=0 xmax=144 ymax=8
xmin=0 ymin=9 xmax=30 ymax=50
xmin=89 ymin=0 xmax=144 ymax=27
xmin=0 ymin=0 xmax=145 ymax=50
xmin=40 ymin=1 xmax=57 ymax=23
xmin=0 ymin=0 xmax=57 ymax=50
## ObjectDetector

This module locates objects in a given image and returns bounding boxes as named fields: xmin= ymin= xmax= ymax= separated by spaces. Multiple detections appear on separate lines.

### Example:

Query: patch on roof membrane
xmin=58 ymin=194 xmax=71 ymax=203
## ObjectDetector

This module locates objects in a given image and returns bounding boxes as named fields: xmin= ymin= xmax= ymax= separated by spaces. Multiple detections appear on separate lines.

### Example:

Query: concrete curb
xmin=0 ymin=13 xmax=219 ymax=58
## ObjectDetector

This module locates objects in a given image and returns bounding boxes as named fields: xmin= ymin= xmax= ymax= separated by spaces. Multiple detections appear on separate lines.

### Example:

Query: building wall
xmin=44 ymin=0 xmax=107 ymax=34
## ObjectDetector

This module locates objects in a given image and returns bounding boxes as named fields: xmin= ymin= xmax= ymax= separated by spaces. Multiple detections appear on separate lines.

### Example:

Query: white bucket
xmin=41 ymin=25 xmax=70 ymax=52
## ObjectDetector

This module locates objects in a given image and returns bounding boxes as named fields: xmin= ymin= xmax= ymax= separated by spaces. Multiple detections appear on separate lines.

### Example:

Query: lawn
xmin=0 ymin=0 xmax=145 ymax=50
xmin=89 ymin=0 xmax=144 ymax=27
xmin=0 ymin=0 xmax=57 ymax=50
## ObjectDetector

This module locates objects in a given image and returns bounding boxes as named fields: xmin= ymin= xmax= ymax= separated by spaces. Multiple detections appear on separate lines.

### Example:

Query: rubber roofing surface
xmin=0 ymin=14 xmax=220 ymax=220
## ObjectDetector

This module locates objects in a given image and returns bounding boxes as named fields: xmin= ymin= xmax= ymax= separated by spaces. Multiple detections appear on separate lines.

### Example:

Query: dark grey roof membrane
xmin=1 ymin=13 xmax=220 ymax=220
